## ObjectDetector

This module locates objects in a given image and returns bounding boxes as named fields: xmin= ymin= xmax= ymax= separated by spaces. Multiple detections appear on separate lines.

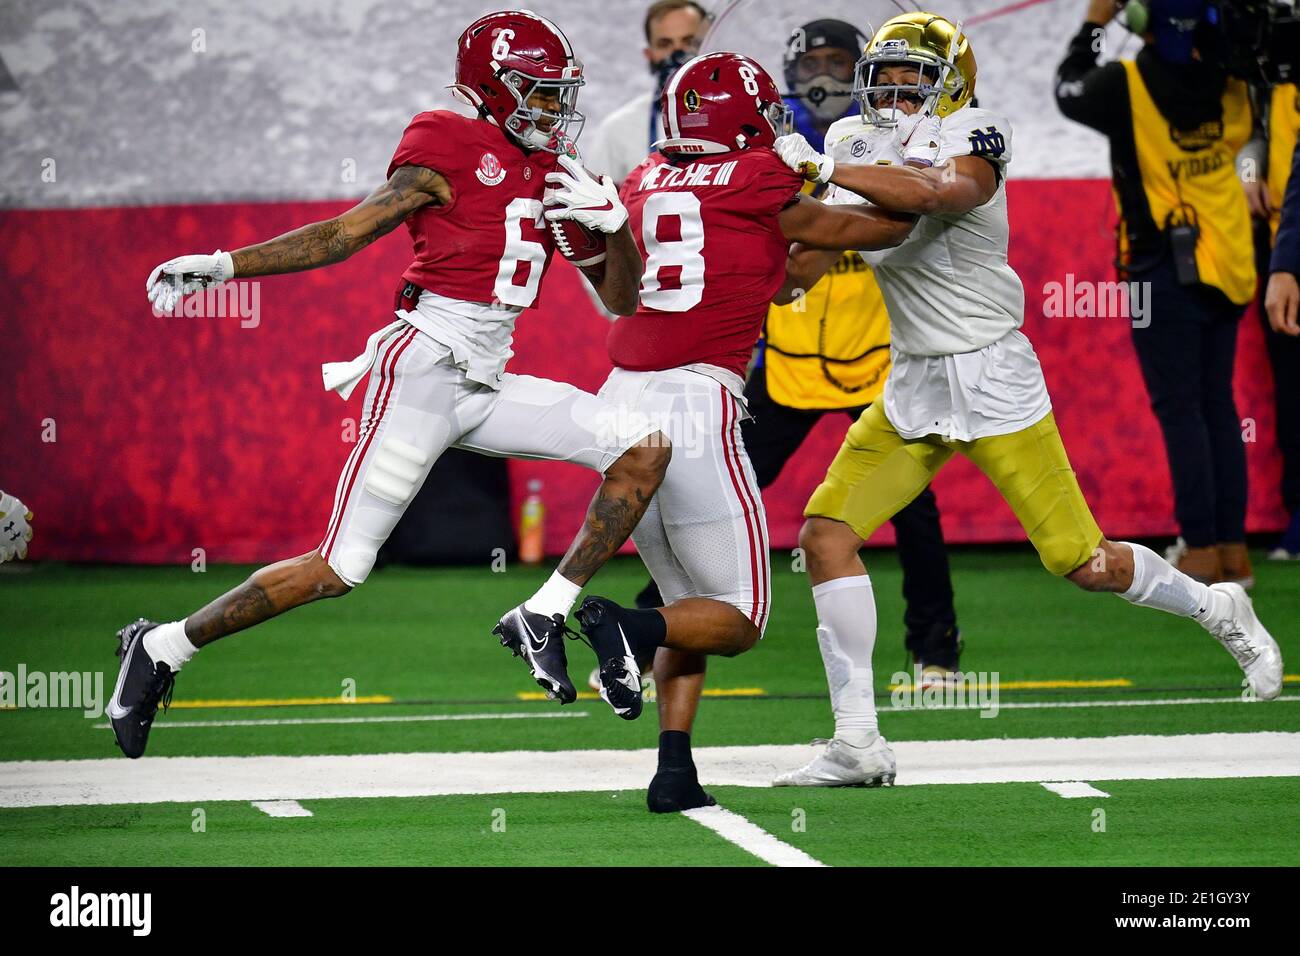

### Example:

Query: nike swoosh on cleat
xmin=107 ymin=631 xmax=140 ymax=720
xmin=517 ymin=613 xmax=548 ymax=655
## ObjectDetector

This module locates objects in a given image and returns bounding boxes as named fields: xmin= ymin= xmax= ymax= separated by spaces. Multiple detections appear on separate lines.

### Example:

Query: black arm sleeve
xmin=1054 ymin=22 xmax=1129 ymax=135
xmin=1272 ymin=139 xmax=1300 ymax=276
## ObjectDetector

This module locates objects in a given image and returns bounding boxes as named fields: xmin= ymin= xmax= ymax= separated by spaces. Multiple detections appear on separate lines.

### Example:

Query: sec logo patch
xmin=476 ymin=152 xmax=506 ymax=186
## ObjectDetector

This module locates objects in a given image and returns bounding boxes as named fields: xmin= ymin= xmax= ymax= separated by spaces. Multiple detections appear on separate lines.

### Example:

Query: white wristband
xmin=215 ymin=250 xmax=235 ymax=280
xmin=816 ymin=154 xmax=836 ymax=184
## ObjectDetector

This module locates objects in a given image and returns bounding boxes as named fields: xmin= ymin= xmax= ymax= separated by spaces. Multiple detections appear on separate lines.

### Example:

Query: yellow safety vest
xmin=1268 ymin=83 xmax=1299 ymax=243
xmin=1120 ymin=59 xmax=1256 ymax=305
xmin=764 ymin=252 xmax=893 ymax=409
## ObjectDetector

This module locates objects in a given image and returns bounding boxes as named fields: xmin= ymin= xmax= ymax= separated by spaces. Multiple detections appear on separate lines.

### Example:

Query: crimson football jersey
xmin=389 ymin=111 xmax=560 ymax=308
xmin=607 ymin=147 xmax=804 ymax=378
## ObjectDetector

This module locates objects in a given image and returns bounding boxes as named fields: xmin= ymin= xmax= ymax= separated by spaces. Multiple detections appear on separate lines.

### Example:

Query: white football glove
xmin=894 ymin=113 xmax=942 ymax=167
xmin=146 ymin=250 xmax=235 ymax=312
xmin=0 ymin=492 xmax=33 ymax=563
xmin=774 ymin=133 xmax=835 ymax=184
xmin=543 ymin=155 xmax=628 ymax=234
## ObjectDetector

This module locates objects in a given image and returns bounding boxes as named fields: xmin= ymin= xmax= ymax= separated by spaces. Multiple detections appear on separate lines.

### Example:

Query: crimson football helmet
xmin=656 ymin=52 xmax=794 ymax=156
xmin=453 ymin=10 xmax=585 ymax=152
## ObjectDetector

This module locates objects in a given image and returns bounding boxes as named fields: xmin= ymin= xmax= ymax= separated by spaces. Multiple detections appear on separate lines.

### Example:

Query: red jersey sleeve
xmin=620 ymin=152 xmax=662 ymax=204
xmin=738 ymin=148 xmax=804 ymax=222
xmin=387 ymin=111 xmax=464 ymax=180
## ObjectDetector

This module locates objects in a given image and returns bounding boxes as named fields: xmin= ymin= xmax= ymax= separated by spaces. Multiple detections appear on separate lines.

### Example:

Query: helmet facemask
xmin=759 ymin=99 xmax=795 ymax=140
xmin=734 ymin=99 xmax=794 ymax=150
xmin=853 ymin=43 xmax=963 ymax=128
xmin=501 ymin=71 xmax=586 ymax=152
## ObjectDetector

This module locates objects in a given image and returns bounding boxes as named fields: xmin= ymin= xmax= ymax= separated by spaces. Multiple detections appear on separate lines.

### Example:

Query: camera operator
xmin=1055 ymin=0 xmax=1257 ymax=586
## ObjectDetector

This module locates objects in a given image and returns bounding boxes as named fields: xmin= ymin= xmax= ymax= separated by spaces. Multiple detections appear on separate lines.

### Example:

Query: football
xmin=549 ymin=216 xmax=608 ymax=272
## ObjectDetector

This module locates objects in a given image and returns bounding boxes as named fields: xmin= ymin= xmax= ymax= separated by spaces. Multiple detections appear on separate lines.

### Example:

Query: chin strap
xmin=931 ymin=20 xmax=965 ymax=115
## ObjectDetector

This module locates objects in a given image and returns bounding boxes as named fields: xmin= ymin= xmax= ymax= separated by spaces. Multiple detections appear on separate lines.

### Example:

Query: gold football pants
xmin=805 ymin=404 xmax=1103 ymax=576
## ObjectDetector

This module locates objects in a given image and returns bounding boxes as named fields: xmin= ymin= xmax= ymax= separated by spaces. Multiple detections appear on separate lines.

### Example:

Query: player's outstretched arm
xmin=772 ymin=199 xmax=914 ymax=305
xmin=774 ymin=131 xmax=998 ymax=217
xmin=825 ymin=155 xmax=997 ymax=217
xmin=145 ymin=165 xmax=450 ymax=311
xmin=772 ymin=244 xmax=841 ymax=306
xmin=779 ymin=194 xmax=916 ymax=254
xmin=231 ymin=165 xmax=450 ymax=277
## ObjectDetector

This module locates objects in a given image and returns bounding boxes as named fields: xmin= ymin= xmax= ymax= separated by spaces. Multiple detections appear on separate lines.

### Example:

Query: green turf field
xmin=2 ymin=549 xmax=1298 ymax=866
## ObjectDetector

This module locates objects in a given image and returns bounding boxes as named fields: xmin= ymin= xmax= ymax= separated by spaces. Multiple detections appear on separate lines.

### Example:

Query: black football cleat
xmin=493 ymin=605 xmax=577 ymax=704
xmin=574 ymin=596 xmax=643 ymax=720
xmin=107 ymin=619 xmax=176 ymax=759
xmin=647 ymin=766 xmax=717 ymax=813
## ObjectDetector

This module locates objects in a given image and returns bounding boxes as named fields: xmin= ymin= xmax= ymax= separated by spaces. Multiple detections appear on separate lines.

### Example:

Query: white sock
xmin=523 ymin=571 xmax=582 ymax=620
xmin=1117 ymin=542 xmax=1230 ymax=623
xmin=811 ymin=575 xmax=879 ymax=747
xmin=143 ymin=619 xmax=198 ymax=671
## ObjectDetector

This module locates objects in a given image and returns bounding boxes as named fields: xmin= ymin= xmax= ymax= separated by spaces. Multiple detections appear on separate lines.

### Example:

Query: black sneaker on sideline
xmin=647 ymin=766 xmax=716 ymax=813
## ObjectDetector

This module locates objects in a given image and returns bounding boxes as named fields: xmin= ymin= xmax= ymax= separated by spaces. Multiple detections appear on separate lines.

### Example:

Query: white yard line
xmin=251 ymin=799 xmax=313 ymax=817
xmin=89 ymin=710 xmax=589 ymax=730
xmin=1040 ymin=781 xmax=1110 ymax=799
xmin=79 ymin=694 xmax=1300 ymax=732
xmin=2 ymin=732 xmax=1296 ymax=809
xmin=885 ymin=694 xmax=1300 ymax=713
xmin=683 ymin=805 xmax=825 ymax=867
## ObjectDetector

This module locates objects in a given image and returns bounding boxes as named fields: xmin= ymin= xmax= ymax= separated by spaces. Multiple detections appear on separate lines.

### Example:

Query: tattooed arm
xmin=554 ymin=435 xmax=670 ymax=586
xmin=231 ymin=165 xmax=451 ymax=277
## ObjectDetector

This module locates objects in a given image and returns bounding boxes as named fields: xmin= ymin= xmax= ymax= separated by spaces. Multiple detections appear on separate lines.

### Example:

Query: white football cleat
xmin=773 ymin=736 xmax=897 ymax=787
xmin=918 ymin=664 xmax=962 ymax=689
xmin=1204 ymin=582 xmax=1283 ymax=701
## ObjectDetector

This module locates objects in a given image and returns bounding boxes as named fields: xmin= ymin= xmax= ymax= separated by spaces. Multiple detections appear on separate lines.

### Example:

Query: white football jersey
xmin=819 ymin=108 xmax=1049 ymax=441
xmin=822 ymin=106 xmax=1025 ymax=358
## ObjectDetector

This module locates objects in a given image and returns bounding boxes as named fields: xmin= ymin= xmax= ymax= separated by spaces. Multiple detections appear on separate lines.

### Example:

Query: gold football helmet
xmin=853 ymin=12 xmax=977 ymax=127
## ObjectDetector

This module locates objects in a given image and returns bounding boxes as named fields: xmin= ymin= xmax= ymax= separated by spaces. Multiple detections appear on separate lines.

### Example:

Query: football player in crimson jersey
xmin=109 ymin=10 xmax=671 ymax=759
xmin=566 ymin=51 xmax=918 ymax=811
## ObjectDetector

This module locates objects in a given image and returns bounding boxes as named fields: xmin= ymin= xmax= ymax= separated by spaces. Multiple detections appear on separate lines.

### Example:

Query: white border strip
xmin=885 ymin=694 xmax=1300 ymax=714
xmin=252 ymin=799 xmax=313 ymax=817
xmin=4 ymin=732 xmax=1295 ymax=809
xmin=1040 ymin=781 xmax=1110 ymax=799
